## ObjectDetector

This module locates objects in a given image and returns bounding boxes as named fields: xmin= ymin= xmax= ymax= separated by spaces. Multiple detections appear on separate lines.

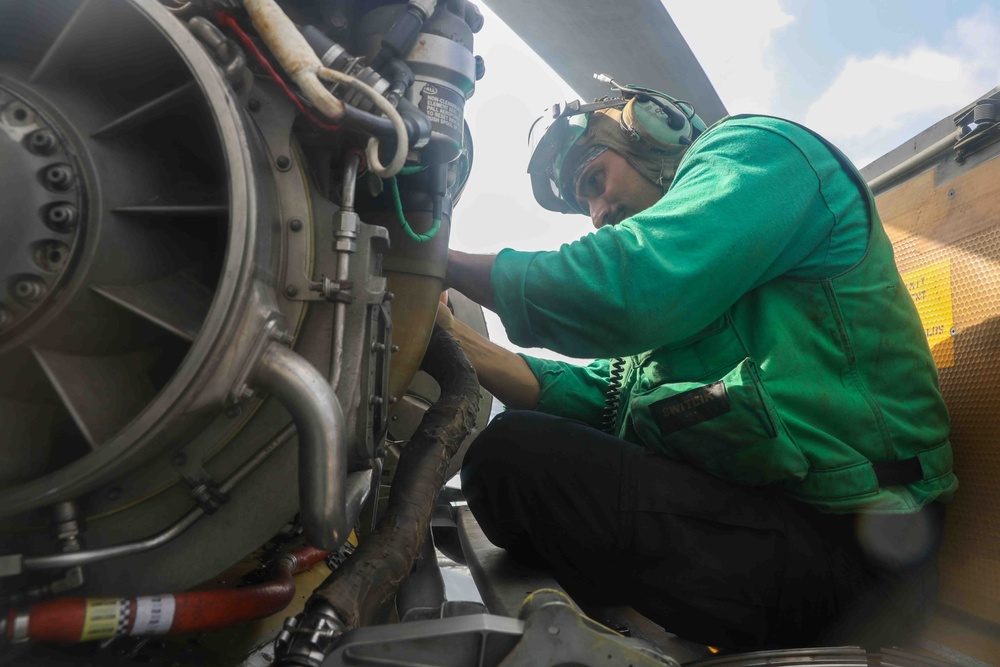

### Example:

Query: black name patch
xmin=649 ymin=381 xmax=731 ymax=435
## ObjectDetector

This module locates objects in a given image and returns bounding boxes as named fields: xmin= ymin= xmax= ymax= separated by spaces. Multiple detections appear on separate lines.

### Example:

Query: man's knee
xmin=461 ymin=410 xmax=539 ymax=491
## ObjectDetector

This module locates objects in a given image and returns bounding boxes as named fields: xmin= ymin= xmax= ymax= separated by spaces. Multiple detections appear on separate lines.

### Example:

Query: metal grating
xmin=878 ymin=157 xmax=1000 ymax=630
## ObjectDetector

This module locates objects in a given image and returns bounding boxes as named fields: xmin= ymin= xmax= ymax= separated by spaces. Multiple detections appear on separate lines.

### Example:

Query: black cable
xmin=601 ymin=358 xmax=626 ymax=434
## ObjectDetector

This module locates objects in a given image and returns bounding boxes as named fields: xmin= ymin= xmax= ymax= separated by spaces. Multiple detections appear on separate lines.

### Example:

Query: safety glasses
xmin=527 ymin=99 xmax=625 ymax=213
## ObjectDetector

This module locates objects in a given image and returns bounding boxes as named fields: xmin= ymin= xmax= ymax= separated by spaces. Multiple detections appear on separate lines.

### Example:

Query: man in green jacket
xmin=440 ymin=82 xmax=956 ymax=650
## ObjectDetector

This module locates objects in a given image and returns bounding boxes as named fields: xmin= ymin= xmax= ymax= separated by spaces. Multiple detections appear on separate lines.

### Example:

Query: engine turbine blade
xmin=92 ymin=271 xmax=214 ymax=343
xmin=32 ymin=348 xmax=157 ymax=449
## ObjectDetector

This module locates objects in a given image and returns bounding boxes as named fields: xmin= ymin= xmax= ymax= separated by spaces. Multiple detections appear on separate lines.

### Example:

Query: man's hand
xmin=436 ymin=300 xmax=456 ymax=333
xmin=438 ymin=290 xmax=540 ymax=410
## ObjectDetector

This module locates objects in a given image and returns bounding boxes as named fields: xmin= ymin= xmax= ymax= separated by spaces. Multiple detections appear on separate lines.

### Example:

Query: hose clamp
xmin=10 ymin=610 xmax=29 ymax=643
xmin=274 ymin=601 xmax=345 ymax=666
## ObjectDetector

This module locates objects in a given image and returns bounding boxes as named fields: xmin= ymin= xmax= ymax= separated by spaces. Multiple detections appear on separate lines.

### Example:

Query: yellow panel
xmin=901 ymin=259 xmax=955 ymax=368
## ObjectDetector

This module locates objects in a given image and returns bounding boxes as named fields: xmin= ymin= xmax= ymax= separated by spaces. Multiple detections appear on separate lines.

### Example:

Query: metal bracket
xmin=309 ymin=276 xmax=354 ymax=304
xmin=502 ymin=589 xmax=680 ymax=666
xmin=187 ymin=16 xmax=247 ymax=91
xmin=228 ymin=315 xmax=293 ymax=404
xmin=953 ymin=91 xmax=1000 ymax=160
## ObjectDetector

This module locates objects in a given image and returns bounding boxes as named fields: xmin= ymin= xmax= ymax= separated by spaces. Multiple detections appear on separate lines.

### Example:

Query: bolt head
xmin=276 ymin=155 xmax=291 ymax=171
xmin=27 ymin=130 xmax=57 ymax=155
xmin=289 ymin=218 xmax=303 ymax=232
xmin=34 ymin=241 xmax=69 ymax=272
xmin=285 ymin=284 xmax=299 ymax=297
xmin=43 ymin=164 xmax=74 ymax=191
xmin=13 ymin=278 xmax=45 ymax=302
xmin=46 ymin=203 xmax=78 ymax=232
xmin=248 ymin=98 xmax=261 ymax=112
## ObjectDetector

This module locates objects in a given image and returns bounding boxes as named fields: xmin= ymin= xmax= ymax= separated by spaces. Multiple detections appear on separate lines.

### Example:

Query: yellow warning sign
xmin=902 ymin=259 xmax=954 ymax=369
xmin=80 ymin=598 xmax=122 ymax=642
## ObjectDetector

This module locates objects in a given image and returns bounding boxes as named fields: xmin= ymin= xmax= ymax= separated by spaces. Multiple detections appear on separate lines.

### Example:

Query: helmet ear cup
xmin=622 ymin=97 xmax=692 ymax=148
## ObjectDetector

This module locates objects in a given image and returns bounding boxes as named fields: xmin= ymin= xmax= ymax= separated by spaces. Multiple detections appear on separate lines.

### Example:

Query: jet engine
xmin=0 ymin=0 xmax=490 ymax=658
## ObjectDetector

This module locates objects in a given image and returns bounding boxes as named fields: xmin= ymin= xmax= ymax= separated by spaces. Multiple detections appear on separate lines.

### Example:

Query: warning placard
xmin=902 ymin=258 xmax=954 ymax=368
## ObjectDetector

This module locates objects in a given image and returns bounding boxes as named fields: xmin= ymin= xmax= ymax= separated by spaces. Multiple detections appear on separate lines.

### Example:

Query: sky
xmin=451 ymin=0 xmax=1000 ymax=363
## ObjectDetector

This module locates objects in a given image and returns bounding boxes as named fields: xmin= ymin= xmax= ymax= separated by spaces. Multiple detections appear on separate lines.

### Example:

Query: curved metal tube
xmin=20 ymin=425 xmax=298 ymax=571
xmin=255 ymin=343 xmax=348 ymax=550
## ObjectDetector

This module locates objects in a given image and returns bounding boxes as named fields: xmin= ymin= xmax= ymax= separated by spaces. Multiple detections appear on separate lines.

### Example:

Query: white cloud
xmin=805 ymin=6 xmax=1000 ymax=166
xmin=662 ymin=0 xmax=794 ymax=114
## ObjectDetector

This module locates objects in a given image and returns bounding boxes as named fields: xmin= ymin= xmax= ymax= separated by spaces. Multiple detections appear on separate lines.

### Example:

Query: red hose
xmin=216 ymin=11 xmax=342 ymax=132
xmin=8 ymin=547 xmax=328 ymax=643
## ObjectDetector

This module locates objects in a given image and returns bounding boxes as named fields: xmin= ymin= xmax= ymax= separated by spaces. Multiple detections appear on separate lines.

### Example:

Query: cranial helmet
xmin=527 ymin=77 xmax=708 ymax=215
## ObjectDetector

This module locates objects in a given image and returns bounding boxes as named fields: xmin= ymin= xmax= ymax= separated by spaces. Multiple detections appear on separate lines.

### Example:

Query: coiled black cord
xmin=601 ymin=358 xmax=626 ymax=434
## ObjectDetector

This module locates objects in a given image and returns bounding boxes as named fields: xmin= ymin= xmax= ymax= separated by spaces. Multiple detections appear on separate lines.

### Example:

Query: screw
xmin=34 ymin=241 xmax=69 ymax=272
xmin=173 ymin=452 xmax=187 ymax=467
xmin=548 ymin=626 xmax=559 ymax=635
xmin=276 ymin=155 xmax=291 ymax=171
xmin=27 ymin=130 xmax=57 ymax=155
xmin=248 ymin=98 xmax=261 ymax=112
xmin=390 ymin=344 xmax=399 ymax=353
xmin=948 ymin=189 xmax=956 ymax=200
xmin=46 ymin=203 xmax=78 ymax=232
xmin=289 ymin=218 xmax=303 ymax=232
xmin=43 ymin=164 xmax=74 ymax=191
xmin=951 ymin=326 xmax=957 ymax=337
xmin=372 ymin=341 xmax=386 ymax=352
xmin=14 ymin=278 xmax=45 ymax=302
xmin=383 ymin=291 xmax=395 ymax=302
xmin=284 ymin=284 xmax=299 ymax=297
xmin=6 ymin=103 xmax=32 ymax=125
xmin=388 ymin=396 xmax=398 ymax=405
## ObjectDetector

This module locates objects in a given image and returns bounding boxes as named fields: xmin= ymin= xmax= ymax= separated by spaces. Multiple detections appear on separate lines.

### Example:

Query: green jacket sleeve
xmin=518 ymin=355 xmax=610 ymax=428
xmin=491 ymin=118 xmax=866 ymax=358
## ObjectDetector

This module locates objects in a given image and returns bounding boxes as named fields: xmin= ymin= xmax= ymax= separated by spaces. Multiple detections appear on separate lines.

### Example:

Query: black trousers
xmin=461 ymin=411 xmax=944 ymax=650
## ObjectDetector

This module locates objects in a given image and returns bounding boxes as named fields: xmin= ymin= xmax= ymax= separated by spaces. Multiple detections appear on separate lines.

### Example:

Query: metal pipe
xmin=329 ymin=153 xmax=362 ymax=391
xmin=255 ymin=343 xmax=348 ymax=550
xmin=17 ymin=425 xmax=297 ymax=571
xmin=867 ymin=128 xmax=962 ymax=193
xmin=307 ymin=326 xmax=479 ymax=630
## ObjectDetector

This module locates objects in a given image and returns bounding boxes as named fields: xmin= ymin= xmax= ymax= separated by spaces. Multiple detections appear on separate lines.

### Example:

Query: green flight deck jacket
xmin=490 ymin=115 xmax=957 ymax=513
